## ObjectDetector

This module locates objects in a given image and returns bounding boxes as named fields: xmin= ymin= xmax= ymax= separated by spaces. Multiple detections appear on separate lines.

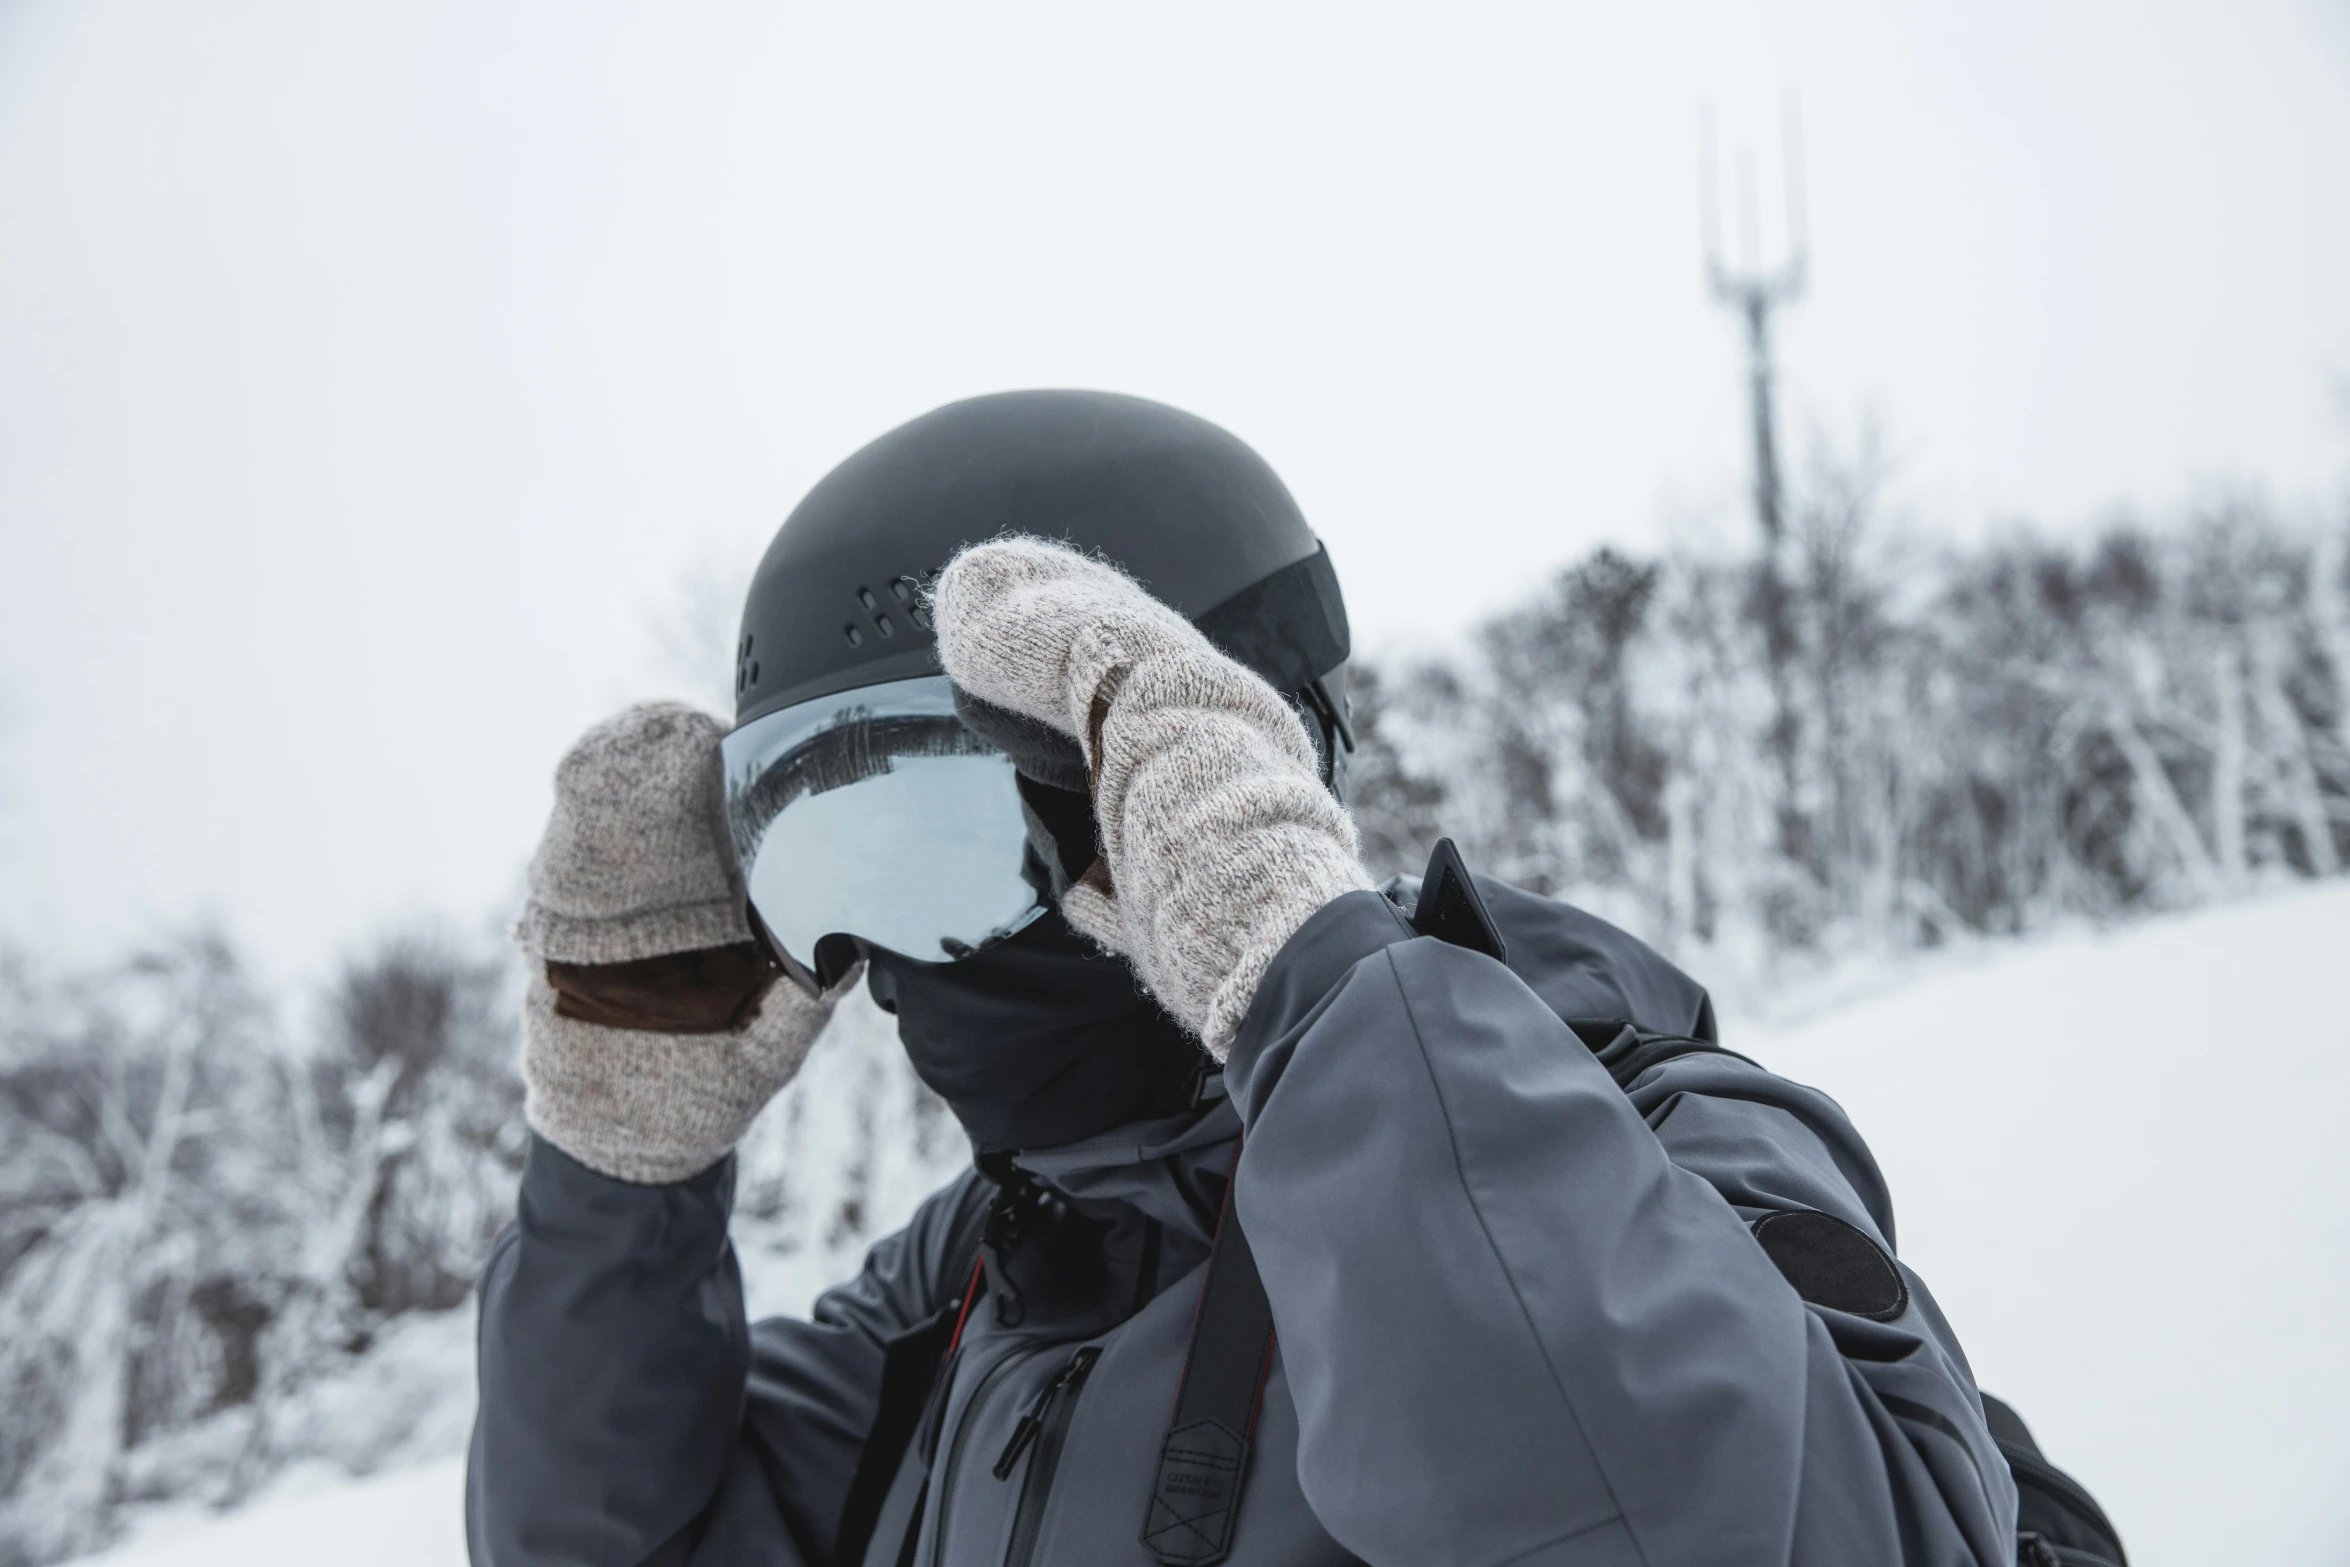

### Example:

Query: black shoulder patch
xmin=1751 ymin=1210 xmax=1909 ymax=1322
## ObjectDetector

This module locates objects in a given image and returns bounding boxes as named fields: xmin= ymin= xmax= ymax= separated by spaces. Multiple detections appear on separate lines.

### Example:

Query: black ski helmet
xmin=732 ymin=389 xmax=1354 ymax=780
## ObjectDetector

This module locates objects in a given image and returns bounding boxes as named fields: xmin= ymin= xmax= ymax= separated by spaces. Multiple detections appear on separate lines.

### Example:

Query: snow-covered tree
xmin=0 ymin=933 xmax=292 ymax=1564
xmin=1349 ymin=491 xmax=2350 ymax=990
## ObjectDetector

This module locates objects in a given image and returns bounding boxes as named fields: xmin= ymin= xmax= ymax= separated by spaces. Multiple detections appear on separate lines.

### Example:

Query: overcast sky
xmin=3 ymin=0 xmax=2348 ymax=983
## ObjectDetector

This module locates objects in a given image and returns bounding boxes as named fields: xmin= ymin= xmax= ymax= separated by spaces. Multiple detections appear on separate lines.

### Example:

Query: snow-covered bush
xmin=0 ymin=934 xmax=295 ymax=1565
xmin=0 ymin=923 xmax=962 ymax=1567
xmin=0 ymin=927 xmax=527 ymax=1566
xmin=1350 ymin=493 xmax=2350 ymax=991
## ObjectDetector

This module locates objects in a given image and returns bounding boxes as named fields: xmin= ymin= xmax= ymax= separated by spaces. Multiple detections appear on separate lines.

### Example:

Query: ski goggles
xmin=720 ymin=675 xmax=1048 ymax=982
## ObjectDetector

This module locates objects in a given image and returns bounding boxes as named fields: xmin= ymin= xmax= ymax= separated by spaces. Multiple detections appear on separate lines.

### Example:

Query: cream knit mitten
xmin=932 ymin=537 xmax=1371 ymax=1058
xmin=516 ymin=702 xmax=837 ymax=1185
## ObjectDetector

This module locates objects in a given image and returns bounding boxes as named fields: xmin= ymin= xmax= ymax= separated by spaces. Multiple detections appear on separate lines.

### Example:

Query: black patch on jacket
xmin=1751 ymin=1209 xmax=1909 ymax=1322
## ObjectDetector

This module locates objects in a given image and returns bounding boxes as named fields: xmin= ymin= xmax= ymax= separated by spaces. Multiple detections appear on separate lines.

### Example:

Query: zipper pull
xmin=992 ymin=1347 xmax=1100 ymax=1480
xmin=992 ymin=1408 xmax=1046 ymax=1481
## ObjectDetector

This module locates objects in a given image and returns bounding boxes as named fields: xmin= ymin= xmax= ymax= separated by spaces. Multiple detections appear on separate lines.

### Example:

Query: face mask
xmin=863 ymin=907 xmax=1209 ymax=1154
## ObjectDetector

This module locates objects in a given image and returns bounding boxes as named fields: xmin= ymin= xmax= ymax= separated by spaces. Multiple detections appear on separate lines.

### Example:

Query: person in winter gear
xmin=469 ymin=392 xmax=2025 ymax=1567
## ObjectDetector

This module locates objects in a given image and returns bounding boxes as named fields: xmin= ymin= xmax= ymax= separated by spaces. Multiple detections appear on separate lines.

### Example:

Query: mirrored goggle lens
xmin=720 ymin=676 xmax=1046 ymax=970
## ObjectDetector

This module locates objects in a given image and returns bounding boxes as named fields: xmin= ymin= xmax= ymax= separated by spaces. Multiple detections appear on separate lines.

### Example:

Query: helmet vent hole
xmin=872 ymin=614 xmax=895 ymax=638
xmin=749 ymin=660 xmax=759 ymax=681
xmin=890 ymin=576 xmax=918 ymax=603
xmin=842 ymin=623 xmax=864 ymax=648
xmin=857 ymin=587 xmax=878 ymax=610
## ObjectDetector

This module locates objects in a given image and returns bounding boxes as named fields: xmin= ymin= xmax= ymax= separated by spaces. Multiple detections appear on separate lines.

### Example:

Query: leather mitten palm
xmin=516 ymin=701 xmax=839 ymax=1184
xmin=932 ymin=536 xmax=1370 ymax=1057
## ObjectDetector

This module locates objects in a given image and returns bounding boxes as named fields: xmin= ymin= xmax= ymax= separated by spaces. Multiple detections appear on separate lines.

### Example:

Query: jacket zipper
xmin=927 ymin=1337 xmax=1078 ymax=1567
xmin=993 ymin=1346 xmax=1101 ymax=1567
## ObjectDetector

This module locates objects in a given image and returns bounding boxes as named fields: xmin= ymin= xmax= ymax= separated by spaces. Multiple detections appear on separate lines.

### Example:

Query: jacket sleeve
xmin=1224 ymin=890 xmax=2018 ymax=1567
xmin=466 ymin=1134 xmax=984 ymax=1567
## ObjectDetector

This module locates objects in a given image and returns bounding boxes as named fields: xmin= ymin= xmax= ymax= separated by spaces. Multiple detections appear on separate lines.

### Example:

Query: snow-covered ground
xmin=1740 ymin=879 xmax=2350 ymax=1567
xmin=65 ymin=884 xmax=2350 ymax=1567
xmin=64 ymin=1460 xmax=468 ymax=1567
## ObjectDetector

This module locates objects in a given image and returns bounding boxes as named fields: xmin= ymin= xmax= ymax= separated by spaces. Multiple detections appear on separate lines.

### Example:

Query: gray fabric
xmin=470 ymin=879 xmax=2016 ymax=1567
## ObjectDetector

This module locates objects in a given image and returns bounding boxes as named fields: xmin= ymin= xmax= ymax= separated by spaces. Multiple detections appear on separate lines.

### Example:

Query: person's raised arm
xmin=468 ymin=702 xmax=896 ymax=1567
xmin=468 ymin=1134 xmax=984 ymax=1567
xmin=1226 ymin=891 xmax=2014 ymax=1566
xmin=934 ymin=537 xmax=2016 ymax=1566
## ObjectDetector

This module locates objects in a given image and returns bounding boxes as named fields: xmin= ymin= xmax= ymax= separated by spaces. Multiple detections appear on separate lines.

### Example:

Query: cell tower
xmin=1702 ymin=96 xmax=1807 ymax=550
xmin=1703 ymin=96 xmax=1812 ymax=861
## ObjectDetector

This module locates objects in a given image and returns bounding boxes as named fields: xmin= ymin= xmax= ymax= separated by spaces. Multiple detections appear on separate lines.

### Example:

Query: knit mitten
xmin=932 ymin=537 xmax=1371 ymax=1058
xmin=517 ymin=702 xmax=750 ymax=965
xmin=516 ymin=702 xmax=839 ymax=1184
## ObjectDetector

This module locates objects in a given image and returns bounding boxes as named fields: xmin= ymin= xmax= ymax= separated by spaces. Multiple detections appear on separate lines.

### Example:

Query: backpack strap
xmin=1982 ymin=1394 xmax=2130 ymax=1567
xmin=1571 ymin=1020 xmax=1762 ymax=1092
xmin=1141 ymin=1151 xmax=1276 ymax=1567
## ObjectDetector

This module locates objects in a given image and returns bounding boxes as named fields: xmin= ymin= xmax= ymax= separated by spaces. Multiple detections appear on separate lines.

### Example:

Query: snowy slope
xmin=1738 ymin=881 xmax=2350 ymax=1567
xmin=63 ymin=1461 xmax=466 ymax=1567
xmin=65 ymin=885 xmax=2350 ymax=1567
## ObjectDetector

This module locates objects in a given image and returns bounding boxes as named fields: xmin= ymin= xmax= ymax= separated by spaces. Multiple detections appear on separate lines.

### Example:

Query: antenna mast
xmin=1703 ymin=94 xmax=1813 ymax=866
xmin=1704 ymin=95 xmax=1807 ymax=549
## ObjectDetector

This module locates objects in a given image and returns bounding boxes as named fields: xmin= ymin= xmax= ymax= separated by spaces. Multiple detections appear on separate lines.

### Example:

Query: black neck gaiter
xmin=864 ymin=908 xmax=1210 ymax=1155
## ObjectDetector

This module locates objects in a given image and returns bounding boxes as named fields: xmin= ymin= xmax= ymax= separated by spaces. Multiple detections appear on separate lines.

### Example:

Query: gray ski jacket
xmin=469 ymin=878 xmax=2018 ymax=1567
